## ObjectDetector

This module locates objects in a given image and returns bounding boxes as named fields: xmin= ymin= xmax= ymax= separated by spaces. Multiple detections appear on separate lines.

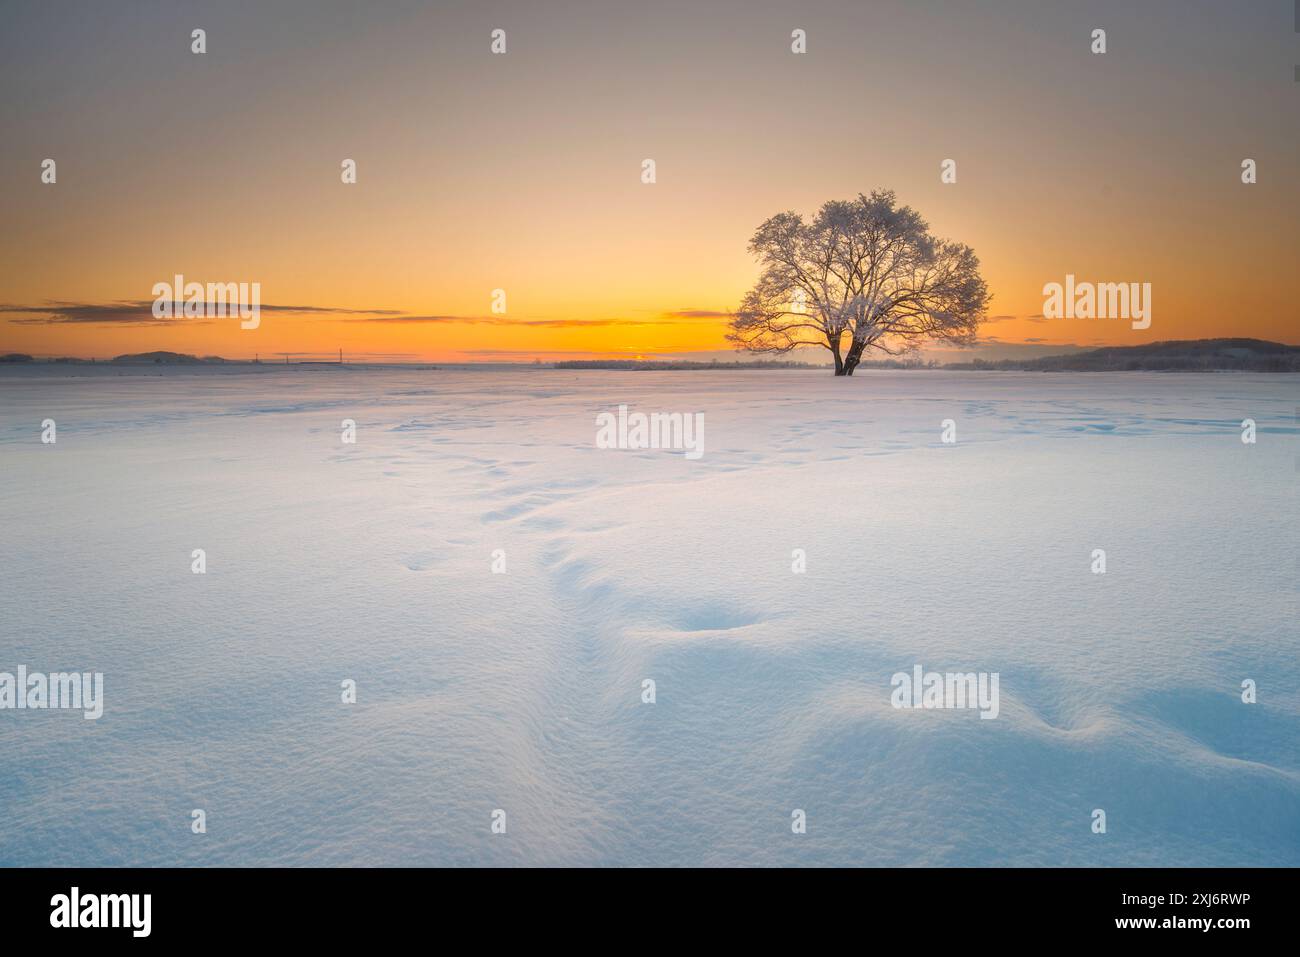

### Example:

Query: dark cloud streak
xmin=1 ymin=300 xmax=405 ymax=325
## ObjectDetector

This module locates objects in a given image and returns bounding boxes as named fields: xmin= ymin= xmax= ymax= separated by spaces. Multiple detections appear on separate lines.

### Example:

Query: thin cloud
xmin=270 ymin=351 xmax=422 ymax=360
xmin=453 ymin=348 xmax=655 ymax=357
xmin=4 ymin=300 xmax=724 ymax=329
xmin=662 ymin=308 xmax=731 ymax=319
xmin=356 ymin=315 xmax=683 ymax=327
xmin=1 ymin=300 xmax=402 ymax=325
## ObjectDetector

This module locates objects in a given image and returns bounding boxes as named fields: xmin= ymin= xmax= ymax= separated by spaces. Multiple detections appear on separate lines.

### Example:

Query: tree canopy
xmin=728 ymin=191 xmax=991 ymax=375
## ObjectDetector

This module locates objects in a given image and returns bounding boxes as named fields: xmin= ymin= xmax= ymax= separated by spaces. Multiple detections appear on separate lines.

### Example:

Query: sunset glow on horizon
xmin=2 ymin=0 xmax=1296 ymax=362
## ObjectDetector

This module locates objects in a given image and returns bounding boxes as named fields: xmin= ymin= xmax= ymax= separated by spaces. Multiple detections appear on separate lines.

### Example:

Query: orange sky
xmin=2 ymin=1 xmax=1296 ymax=362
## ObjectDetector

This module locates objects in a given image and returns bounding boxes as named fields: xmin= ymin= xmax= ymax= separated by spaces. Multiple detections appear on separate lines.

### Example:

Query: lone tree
xmin=728 ymin=191 xmax=991 ymax=375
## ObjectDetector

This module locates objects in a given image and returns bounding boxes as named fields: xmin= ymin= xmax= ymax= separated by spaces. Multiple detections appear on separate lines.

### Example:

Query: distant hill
xmin=0 ymin=353 xmax=34 ymax=362
xmin=946 ymin=339 xmax=1300 ymax=372
xmin=110 ymin=351 xmax=226 ymax=364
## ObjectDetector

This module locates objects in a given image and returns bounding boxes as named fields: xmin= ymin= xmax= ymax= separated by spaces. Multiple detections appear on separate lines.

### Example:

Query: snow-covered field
xmin=0 ymin=366 xmax=1296 ymax=866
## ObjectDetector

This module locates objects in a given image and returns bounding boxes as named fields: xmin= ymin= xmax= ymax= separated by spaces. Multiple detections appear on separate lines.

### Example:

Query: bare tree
xmin=728 ymin=191 xmax=991 ymax=375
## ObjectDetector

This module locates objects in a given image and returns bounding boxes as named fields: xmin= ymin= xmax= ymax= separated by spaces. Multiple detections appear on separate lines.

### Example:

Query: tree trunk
xmin=831 ymin=340 xmax=845 ymax=375
xmin=842 ymin=339 xmax=867 ymax=376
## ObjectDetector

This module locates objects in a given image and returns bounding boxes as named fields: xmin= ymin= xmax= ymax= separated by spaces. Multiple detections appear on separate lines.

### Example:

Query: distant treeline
xmin=554 ymin=359 xmax=825 ymax=370
xmin=945 ymin=339 xmax=1300 ymax=373
xmin=110 ymin=351 xmax=227 ymax=364
xmin=0 ymin=351 xmax=227 ymax=364
xmin=854 ymin=358 xmax=941 ymax=369
xmin=0 ymin=352 xmax=356 ymax=366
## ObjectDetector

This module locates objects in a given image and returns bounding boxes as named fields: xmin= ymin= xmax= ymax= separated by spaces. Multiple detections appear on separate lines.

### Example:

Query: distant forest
xmin=944 ymin=339 xmax=1300 ymax=372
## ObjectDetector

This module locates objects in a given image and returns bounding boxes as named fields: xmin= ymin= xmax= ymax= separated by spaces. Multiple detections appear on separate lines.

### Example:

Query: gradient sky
xmin=1 ymin=0 xmax=1296 ymax=362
